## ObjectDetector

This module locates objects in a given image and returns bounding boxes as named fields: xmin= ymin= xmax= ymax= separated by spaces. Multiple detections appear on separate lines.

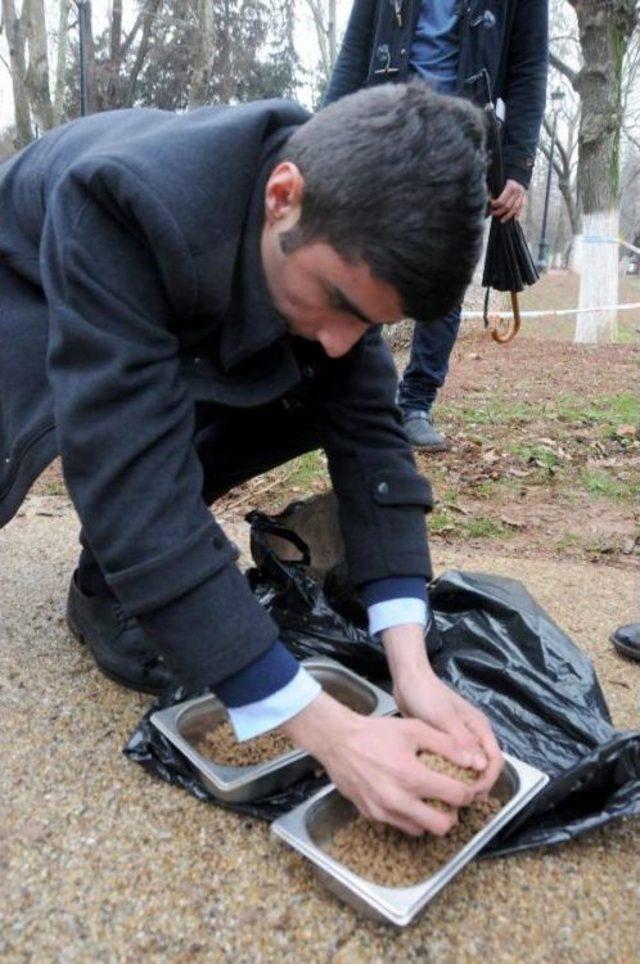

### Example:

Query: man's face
xmin=261 ymin=163 xmax=405 ymax=359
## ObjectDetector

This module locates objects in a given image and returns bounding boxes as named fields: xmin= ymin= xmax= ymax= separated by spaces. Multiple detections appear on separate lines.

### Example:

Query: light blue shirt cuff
xmin=368 ymin=597 xmax=428 ymax=638
xmin=227 ymin=666 xmax=322 ymax=742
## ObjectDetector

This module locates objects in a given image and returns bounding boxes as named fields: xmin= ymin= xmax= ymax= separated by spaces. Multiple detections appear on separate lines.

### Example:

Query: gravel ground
xmin=1 ymin=496 xmax=639 ymax=962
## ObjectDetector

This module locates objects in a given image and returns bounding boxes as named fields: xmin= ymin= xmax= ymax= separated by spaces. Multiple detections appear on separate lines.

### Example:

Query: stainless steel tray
xmin=271 ymin=753 xmax=548 ymax=926
xmin=150 ymin=657 xmax=396 ymax=803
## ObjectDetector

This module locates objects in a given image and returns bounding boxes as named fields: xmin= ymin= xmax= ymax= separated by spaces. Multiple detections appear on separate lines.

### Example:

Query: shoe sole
xmin=67 ymin=614 xmax=168 ymax=695
xmin=609 ymin=633 xmax=640 ymax=662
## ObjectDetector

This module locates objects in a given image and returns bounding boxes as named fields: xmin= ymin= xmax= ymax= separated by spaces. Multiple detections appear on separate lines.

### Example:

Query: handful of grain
xmin=417 ymin=751 xmax=479 ymax=812
xmin=194 ymin=721 xmax=294 ymax=767
xmin=327 ymin=752 xmax=501 ymax=887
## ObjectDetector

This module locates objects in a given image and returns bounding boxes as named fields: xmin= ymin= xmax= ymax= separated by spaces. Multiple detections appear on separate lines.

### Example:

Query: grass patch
xmin=463 ymin=516 xmax=509 ymax=539
xmin=429 ymin=509 xmax=457 ymax=533
xmin=582 ymin=469 xmax=637 ymax=501
xmin=40 ymin=480 xmax=66 ymax=496
xmin=454 ymin=399 xmax=537 ymax=426
xmin=616 ymin=324 xmax=638 ymax=346
xmin=507 ymin=443 xmax=560 ymax=473
xmin=557 ymin=392 xmax=638 ymax=428
xmin=286 ymin=451 xmax=329 ymax=489
xmin=553 ymin=532 xmax=582 ymax=552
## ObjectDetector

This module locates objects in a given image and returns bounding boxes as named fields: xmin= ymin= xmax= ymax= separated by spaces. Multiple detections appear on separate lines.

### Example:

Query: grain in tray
xmin=195 ymin=721 xmax=294 ymax=766
xmin=328 ymin=752 xmax=502 ymax=887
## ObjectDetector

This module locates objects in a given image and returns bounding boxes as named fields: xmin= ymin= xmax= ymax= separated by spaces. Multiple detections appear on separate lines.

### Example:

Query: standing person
xmin=324 ymin=0 xmax=548 ymax=449
xmin=1 ymin=84 xmax=503 ymax=834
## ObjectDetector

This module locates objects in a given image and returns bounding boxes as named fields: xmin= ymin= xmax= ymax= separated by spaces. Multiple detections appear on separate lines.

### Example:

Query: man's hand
xmin=383 ymin=624 xmax=504 ymax=796
xmin=280 ymin=692 xmax=482 ymax=836
xmin=490 ymin=178 xmax=526 ymax=222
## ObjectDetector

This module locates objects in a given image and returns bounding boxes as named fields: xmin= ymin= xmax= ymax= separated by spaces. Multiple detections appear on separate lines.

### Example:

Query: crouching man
xmin=0 ymin=82 xmax=502 ymax=835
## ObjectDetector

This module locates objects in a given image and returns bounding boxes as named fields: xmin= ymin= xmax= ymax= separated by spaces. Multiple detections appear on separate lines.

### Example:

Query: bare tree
xmin=53 ymin=0 xmax=69 ymax=125
xmin=552 ymin=0 xmax=639 ymax=343
xmin=303 ymin=0 xmax=337 ymax=99
xmin=189 ymin=0 xmax=214 ymax=106
xmin=23 ymin=0 xmax=54 ymax=130
xmin=538 ymin=97 xmax=581 ymax=263
xmin=2 ymin=0 xmax=33 ymax=146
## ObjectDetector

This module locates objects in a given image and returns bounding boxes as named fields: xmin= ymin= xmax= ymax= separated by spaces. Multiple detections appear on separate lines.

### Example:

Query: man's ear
xmin=264 ymin=162 xmax=304 ymax=225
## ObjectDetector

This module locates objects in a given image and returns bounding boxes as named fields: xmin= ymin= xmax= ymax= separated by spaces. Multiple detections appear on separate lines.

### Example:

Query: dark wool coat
xmin=324 ymin=0 xmax=549 ymax=188
xmin=0 ymin=100 xmax=433 ymax=686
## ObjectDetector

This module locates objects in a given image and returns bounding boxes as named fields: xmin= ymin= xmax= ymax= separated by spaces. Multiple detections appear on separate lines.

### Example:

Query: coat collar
xmin=219 ymin=127 xmax=294 ymax=371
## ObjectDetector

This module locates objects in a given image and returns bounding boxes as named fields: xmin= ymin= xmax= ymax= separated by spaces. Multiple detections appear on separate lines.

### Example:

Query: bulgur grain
xmin=328 ymin=753 xmax=501 ymax=886
xmin=194 ymin=721 xmax=294 ymax=766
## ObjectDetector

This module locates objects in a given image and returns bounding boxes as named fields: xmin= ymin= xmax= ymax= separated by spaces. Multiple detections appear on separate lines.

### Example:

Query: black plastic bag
xmin=125 ymin=517 xmax=640 ymax=854
xmin=427 ymin=570 xmax=640 ymax=854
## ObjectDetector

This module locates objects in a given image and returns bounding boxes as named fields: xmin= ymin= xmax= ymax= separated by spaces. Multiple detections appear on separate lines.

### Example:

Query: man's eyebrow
xmin=329 ymin=286 xmax=377 ymax=326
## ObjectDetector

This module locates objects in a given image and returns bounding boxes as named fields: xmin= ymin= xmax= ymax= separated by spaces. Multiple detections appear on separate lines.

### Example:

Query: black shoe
xmin=403 ymin=409 xmax=449 ymax=451
xmin=66 ymin=570 xmax=174 ymax=694
xmin=610 ymin=623 xmax=640 ymax=662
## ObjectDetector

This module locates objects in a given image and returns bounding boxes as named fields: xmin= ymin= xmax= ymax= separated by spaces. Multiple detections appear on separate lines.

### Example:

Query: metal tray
xmin=150 ymin=657 xmax=396 ymax=803
xmin=271 ymin=753 xmax=549 ymax=926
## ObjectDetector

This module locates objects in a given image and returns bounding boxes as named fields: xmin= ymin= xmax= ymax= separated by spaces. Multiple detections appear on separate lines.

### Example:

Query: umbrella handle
xmin=490 ymin=291 xmax=521 ymax=344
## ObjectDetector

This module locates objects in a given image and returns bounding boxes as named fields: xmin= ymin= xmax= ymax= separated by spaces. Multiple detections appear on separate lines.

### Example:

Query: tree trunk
xmin=327 ymin=0 xmax=336 ymax=66
xmin=189 ymin=0 xmax=215 ymax=107
xmin=570 ymin=0 xmax=636 ymax=343
xmin=24 ymin=0 xmax=54 ymax=130
xmin=123 ymin=0 xmax=161 ymax=107
xmin=53 ymin=0 xmax=69 ymax=125
xmin=2 ymin=0 xmax=34 ymax=147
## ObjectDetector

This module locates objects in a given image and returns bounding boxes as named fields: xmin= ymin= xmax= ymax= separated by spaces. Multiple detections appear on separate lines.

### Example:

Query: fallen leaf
xmin=481 ymin=449 xmax=499 ymax=464
xmin=447 ymin=503 xmax=470 ymax=516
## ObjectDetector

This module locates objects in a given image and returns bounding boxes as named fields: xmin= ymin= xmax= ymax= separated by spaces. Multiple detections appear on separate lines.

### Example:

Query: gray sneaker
xmin=402 ymin=409 xmax=449 ymax=451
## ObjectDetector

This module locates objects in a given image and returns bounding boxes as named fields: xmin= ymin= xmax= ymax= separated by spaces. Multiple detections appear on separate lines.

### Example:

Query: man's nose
xmin=318 ymin=322 xmax=365 ymax=359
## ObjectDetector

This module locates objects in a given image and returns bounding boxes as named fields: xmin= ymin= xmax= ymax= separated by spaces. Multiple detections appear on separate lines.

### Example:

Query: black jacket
xmin=0 ymin=101 xmax=432 ymax=687
xmin=325 ymin=0 xmax=548 ymax=188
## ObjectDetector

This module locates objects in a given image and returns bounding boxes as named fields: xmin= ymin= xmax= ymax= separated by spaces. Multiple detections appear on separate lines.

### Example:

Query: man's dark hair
xmin=281 ymin=82 xmax=487 ymax=321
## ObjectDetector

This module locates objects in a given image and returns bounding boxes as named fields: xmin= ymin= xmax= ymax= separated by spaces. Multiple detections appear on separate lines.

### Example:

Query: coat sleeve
xmin=501 ymin=0 xmax=549 ymax=188
xmin=40 ymin=159 xmax=280 ymax=688
xmin=323 ymin=0 xmax=378 ymax=105
xmin=308 ymin=329 xmax=434 ymax=584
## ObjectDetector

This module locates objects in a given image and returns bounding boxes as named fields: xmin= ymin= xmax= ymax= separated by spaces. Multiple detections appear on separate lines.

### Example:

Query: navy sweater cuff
xmin=360 ymin=576 xmax=428 ymax=608
xmin=212 ymin=640 xmax=300 ymax=707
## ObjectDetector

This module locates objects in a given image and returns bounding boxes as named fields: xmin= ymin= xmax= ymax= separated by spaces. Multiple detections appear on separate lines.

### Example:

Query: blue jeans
xmin=397 ymin=306 xmax=461 ymax=413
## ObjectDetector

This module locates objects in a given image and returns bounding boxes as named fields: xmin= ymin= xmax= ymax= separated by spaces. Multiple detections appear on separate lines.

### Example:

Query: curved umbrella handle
xmin=491 ymin=291 xmax=522 ymax=344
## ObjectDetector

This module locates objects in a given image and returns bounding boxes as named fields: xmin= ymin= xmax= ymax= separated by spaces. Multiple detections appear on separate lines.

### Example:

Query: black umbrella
xmin=477 ymin=70 xmax=539 ymax=343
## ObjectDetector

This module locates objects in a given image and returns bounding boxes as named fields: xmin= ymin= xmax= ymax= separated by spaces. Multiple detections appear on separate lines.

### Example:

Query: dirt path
xmin=1 ymin=499 xmax=638 ymax=962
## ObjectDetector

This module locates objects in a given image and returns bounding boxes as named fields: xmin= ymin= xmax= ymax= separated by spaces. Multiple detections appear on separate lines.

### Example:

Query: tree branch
xmin=549 ymin=50 xmax=578 ymax=88
xmin=622 ymin=124 xmax=640 ymax=153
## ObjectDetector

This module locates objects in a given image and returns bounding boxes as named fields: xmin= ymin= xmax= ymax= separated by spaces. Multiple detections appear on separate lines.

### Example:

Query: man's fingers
xmin=395 ymin=797 xmax=459 ymax=837
xmin=360 ymin=790 xmax=457 ymax=837
xmin=362 ymin=805 xmax=425 ymax=837
xmin=492 ymin=182 xmax=525 ymax=222
xmin=406 ymin=719 xmax=486 ymax=771
xmin=464 ymin=715 xmax=504 ymax=791
xmin=409 ymin=768 xmax=476 ymax=809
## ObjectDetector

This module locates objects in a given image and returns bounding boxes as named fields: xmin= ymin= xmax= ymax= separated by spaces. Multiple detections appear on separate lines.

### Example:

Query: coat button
xmin=377 ymin=481 xmax=389 ymax=495
xmin=302 ymin=365 xmax=315 ymax=379
xmin=212 ymin=535 xmax=223 ymax=550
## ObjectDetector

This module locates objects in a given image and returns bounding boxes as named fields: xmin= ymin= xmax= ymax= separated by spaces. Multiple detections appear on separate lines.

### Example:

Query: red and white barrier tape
xmin=464 ymin=302 xmax=640 ymax=320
